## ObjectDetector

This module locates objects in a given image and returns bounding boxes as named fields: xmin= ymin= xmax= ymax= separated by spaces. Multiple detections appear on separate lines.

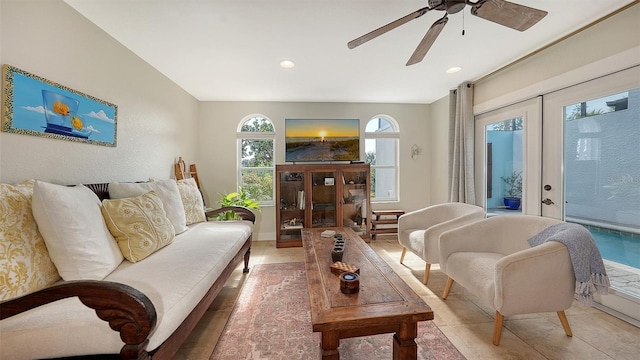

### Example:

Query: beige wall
xmin=0 ymin=0 xmax=199 ymax=184
xmin=474 ymin=3 xmax=640 ymax=113
xmin=198 ymin=101 xmax=432 ymax=240
xmin=5 ymin=1 xmax=634 ymax=241
xmin=428 ymin=94 xmax=451 ymax=205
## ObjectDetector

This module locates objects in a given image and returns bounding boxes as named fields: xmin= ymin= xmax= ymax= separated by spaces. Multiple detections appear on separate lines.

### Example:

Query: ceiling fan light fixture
xmin=446 ymin=66 xmax=462 ymax=74
xmin=280 ymin=60 xmax=295 ymax=69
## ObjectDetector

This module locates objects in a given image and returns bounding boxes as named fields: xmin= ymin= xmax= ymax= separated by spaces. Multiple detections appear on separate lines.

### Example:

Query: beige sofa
xmin=0 ymin=180 xmax=255 ymax=360
xmin=439 ymin=215 xmax=575 ymax=345
xmin=397 ymin=202 xmax=485 ymax=285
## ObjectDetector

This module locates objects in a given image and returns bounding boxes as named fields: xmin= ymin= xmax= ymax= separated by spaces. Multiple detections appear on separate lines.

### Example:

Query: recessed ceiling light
xmin=280 ymin=60 xmax=295 ymax=69
xmin=446 ymin=66 xmax=462 ymax=74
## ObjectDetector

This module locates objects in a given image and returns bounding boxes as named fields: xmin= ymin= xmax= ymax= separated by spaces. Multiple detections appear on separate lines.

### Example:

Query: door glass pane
xmin=486 ymin=117 xmax=524 ymax=215
xmin=564 ymin=88 xmax=640 ymax=298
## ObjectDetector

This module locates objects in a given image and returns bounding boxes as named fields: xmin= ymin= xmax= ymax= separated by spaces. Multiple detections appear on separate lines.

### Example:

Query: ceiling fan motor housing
xmin=428 ymin=0 xmax=467 ymax=14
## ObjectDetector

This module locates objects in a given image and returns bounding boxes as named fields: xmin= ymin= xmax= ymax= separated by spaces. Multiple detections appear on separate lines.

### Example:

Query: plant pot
xmin=503 ymin=197 xmax=521 ymax=210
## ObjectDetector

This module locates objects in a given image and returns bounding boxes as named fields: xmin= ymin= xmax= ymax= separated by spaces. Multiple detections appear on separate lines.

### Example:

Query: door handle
xmin=542 ymin=198 xmax=555 ymax=205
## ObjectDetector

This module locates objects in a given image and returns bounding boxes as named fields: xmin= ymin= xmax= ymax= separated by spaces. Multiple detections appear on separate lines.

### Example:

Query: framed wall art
xmin=1 ymin=64 xmax=117 ymax=147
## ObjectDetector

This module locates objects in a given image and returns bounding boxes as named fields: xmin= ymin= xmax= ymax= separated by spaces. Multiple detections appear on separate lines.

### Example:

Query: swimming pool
xmin=588 ymin=227 xmax=640 ymax=269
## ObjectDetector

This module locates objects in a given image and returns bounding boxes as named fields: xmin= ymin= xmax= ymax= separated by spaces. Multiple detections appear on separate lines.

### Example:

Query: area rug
xmin=210 ymin=262 xmax=465 ymax=360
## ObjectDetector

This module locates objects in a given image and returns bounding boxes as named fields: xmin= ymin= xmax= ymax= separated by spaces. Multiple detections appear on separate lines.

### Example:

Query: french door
xmin=474 ymin=97 xmax=542 ymax=216
xmin=542 ymin=66 xmax=640 ymax=323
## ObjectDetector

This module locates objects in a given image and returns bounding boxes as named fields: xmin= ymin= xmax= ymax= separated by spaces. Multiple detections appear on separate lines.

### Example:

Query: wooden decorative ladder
xmin=174 ymin=157 xmax=201 ymax=188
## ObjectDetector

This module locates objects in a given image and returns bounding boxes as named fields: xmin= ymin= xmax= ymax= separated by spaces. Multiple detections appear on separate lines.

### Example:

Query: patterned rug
xmin=210 ymin=262 xmax=465 ymax=360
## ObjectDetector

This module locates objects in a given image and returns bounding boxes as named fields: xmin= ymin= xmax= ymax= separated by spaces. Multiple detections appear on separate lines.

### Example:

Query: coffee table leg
xmin=320 ymin=331 xmax=340 ymax=360
xmin=393 ymin=322 xmax=418 ymax=360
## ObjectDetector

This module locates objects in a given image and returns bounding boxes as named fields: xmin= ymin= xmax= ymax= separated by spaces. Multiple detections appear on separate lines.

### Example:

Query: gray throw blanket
xmin=528 ymin=223 xmax=609 ymax=306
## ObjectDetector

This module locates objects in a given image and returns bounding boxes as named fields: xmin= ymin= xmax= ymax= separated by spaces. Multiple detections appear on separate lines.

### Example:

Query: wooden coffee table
xmin=302 ymin=227 xmax=433 ymax=359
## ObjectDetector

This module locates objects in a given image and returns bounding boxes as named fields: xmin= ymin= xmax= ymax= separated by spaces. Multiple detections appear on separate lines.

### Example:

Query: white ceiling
xmin=65 ymin=0 xmax=636 ymax=104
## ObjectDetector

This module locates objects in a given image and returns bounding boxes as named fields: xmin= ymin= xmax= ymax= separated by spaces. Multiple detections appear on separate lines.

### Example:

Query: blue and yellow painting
xmin=2 ymin=65 xmax=117 ymax=146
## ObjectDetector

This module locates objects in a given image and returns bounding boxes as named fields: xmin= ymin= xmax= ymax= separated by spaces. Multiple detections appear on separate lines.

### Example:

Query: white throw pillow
xmin=108 ymin=180 xmax=188 ymax=234
xmin=31 ymin=180 xmax=124 ymax=281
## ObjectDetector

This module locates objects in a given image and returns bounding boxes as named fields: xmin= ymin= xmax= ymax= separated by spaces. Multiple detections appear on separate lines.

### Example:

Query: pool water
xmin=590 ymin=228 xmax=640 ymax=269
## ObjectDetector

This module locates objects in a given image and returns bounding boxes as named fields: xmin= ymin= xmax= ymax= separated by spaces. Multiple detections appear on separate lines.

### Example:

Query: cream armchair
xmin=397 ymin=202 xmax=485 ymax=285
xmin=440 ymin=215 xmax=575 ymax=345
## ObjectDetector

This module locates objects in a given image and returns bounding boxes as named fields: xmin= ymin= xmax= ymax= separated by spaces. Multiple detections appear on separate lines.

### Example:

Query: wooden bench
xmin=370 ymin=210 xmax=404 ymax=240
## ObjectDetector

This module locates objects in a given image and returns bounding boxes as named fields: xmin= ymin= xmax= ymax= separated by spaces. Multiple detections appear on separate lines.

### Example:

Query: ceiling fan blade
xmin=471 ymin=0 xmax=547 ymax=31
xmin=406 ymin=15 xmax=448 ymax=66
xmin=348 ymin=6 xmax=431 ymax=49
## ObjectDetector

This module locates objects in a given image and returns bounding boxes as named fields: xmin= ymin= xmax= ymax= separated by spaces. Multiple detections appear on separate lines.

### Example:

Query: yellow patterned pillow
xmin=176 ymin=178 xmax=206 ymax=225
xmin=101 ymin=191 xmax=175 ymax=263
xmin=0 ymin=180 xmax=60 ymax=301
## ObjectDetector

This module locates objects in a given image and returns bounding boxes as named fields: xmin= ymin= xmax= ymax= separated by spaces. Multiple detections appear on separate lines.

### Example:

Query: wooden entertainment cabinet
xmin=276 ymin=163 xmax=371 ymax=248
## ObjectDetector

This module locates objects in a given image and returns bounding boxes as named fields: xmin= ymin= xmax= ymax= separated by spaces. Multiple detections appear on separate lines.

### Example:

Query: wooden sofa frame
xmin=0 ymin=183 xmax=255 ymax=360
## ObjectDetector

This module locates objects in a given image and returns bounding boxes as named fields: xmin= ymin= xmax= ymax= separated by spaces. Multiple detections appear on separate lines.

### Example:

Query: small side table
xmin=370 ymin=210 xmax=404 ymax=240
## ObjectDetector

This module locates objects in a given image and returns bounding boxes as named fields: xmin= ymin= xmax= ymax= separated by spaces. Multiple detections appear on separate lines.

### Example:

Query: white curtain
xmin=448 ymin=81 xmax=476 ymax=204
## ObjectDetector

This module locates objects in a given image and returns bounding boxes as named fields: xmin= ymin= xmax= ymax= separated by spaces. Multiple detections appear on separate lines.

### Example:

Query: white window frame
xmin=365 ymin=115 xmax=400 ymax=203
xmin=237 ymin=114 xmax=275 ymax=206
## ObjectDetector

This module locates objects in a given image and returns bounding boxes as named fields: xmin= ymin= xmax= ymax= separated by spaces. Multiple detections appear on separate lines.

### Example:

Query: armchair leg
xmin=400 ymin=247 xmax=407 ymax=264
xmin=493 ymin=311 xmax=504 ymax=346
xmin=557 ymin=311 xmax=573 ymax=337
xmin=423 ymin=264 xmax=431 ymax=284
xmin=442 ymin=277 xmax=454 ymax=299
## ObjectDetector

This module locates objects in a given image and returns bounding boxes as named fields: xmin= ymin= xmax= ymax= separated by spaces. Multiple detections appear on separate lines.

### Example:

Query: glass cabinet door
xmin=341 ymin=168 xmax=369 ymax=237
xmin=311 ymin=170 xmax=337 ymax=228
xmin=278 ymin=171 xmax=305 ymax=242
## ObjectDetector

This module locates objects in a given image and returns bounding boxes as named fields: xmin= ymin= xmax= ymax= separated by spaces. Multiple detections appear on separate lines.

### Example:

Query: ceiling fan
xmin=347 ymin=0 xmax=548 ymax=66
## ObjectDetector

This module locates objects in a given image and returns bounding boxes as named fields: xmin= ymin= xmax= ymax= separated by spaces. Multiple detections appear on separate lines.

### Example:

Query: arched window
xmin=365 ymin=115 xmax=399 ymax=202
xmin=238 ymin=115 xmax=275 ymax=204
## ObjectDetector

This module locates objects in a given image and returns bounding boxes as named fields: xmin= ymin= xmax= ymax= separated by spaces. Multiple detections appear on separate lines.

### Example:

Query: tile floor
xmin=175 ymin=237 xmax=640 ymax=360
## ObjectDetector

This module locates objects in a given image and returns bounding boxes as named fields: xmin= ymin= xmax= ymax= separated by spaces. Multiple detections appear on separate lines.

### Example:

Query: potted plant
xmin=501 ymin=171 xmax=522 ymax=210
xmin=215 ymin=187 xmax=261 ymax=220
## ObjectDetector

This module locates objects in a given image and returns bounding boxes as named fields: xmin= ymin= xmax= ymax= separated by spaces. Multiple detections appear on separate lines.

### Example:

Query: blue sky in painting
xmin=12 ymin=72 xmax=116 ymax=144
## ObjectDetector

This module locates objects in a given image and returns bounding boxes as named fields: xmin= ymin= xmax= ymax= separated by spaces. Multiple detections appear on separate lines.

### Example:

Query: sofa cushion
xmin=0 ymin=220 xmax=253 ymax=358
xmin=31 ymin=181 xmax=123 ymax=281
xmin=101 ymin=191 xmax=175 ymax=262
xmin=176 ymin=178 xmax=206 ymax=225
xmin=0 ymin=180 xmax=60 ymax=301
xmin=109 ymin=180 xmax=188 ymax=234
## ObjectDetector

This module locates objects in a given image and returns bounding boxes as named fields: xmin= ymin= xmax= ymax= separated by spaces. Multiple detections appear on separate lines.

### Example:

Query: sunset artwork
xmin=285 ymin=119 xmax=360 ymax=162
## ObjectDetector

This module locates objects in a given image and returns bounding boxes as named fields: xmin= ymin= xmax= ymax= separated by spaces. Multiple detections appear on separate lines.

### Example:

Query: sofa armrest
xmin=206 ymin=206 xmax=256 ymax=223
xmin=1 ymin=280 xmax=157 ymax=360
xmin=425 ymin=212 xmax=485 ymax=246
xmin=494 ymin=242 xmax=575 ymax=315
xmin=398 ymin=207 xmax=438 ymax=231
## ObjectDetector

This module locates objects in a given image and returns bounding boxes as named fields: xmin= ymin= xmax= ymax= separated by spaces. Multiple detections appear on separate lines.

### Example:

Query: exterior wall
xmin=565 ymin=89 xmax=640 ymax=228
xmin=198 ymin=101 xmax=431 ymax=240
xmin=0 ymin=0 xmax=199 ymax=184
